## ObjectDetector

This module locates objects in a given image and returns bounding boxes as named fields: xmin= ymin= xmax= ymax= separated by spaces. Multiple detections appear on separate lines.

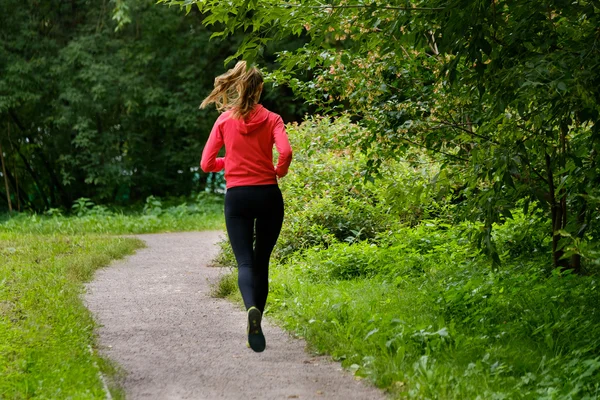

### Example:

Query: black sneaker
xmin=247 ymin=307 xmax=266 ymax=352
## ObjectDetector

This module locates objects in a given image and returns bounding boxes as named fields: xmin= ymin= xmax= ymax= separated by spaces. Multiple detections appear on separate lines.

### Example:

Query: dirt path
xmin=85 ymin=232 xmax=386 ymax=400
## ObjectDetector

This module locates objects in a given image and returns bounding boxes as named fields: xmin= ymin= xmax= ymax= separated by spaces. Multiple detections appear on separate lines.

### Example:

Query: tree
xmin=0 ymin=0 xmax=235 ymax=210
xmin=159 ymin=0 xmax=600 ymax=271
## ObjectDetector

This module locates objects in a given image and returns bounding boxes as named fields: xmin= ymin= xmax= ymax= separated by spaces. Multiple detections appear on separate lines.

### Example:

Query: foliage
xmin=0 ymin=0 xmax=306 ymax=212
xmin=214 ymin=117 xmax=453 ymax=264
xmin=213 ymin=114 xmax=600 ymax=397
xmin=0 ymin=232 xmax=143 ymax=398
xmin=0 ymin=194 xmax=225 ymax=235
xmin=274 ymin=116 xmax=454 ymax=259
xmin=215 ymin=208 xmax=600 ymax=397
xmin=159 ymin=0 xmax=600 ymax=272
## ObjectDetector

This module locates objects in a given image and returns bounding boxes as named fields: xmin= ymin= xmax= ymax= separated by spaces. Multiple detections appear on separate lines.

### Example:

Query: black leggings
xmin=224 ymin=185 xmax=284 ymax=313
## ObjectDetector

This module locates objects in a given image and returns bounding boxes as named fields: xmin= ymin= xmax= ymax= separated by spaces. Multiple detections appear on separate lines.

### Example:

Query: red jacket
xmin=200 ymin=105 xmax=293 ymax=189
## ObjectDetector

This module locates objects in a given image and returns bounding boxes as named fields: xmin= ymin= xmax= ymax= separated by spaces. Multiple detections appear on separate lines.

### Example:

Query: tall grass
xmin=0 ymin=193 xmax=225 ymax=235
xmin=266 ymin=219 xmax=600 ymax=398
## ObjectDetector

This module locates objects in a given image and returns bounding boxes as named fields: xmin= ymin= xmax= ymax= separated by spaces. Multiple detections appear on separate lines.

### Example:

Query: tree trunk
xmin=546 ymin=152 xmax=569 ymax=270
xmin=8 ymin=111 xmax=51 ymax=210
xmin=14 ymin=146 xmax=49 ymax=211
xmin=3 ymin=161 xmax=31 ymax=211
xmin=0 ymin=139 xmax=13 ymax=212
xmin=14 ymin=157 xmax=21 ymax=211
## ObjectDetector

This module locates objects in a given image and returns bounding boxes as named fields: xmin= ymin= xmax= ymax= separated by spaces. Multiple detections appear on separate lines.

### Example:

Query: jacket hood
xmin=233 ymin=104 xmax=269 ymax=135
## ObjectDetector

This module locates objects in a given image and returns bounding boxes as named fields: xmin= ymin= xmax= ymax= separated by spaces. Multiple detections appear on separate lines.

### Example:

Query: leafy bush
xmin=274 ymin=117 xmax=450 ymax=259
xmin=492 ymin=204 xmax=552 ymax=261
xmin=213 ymin=116 xmax=600 ymax=397
xmin=289 ymin=222 xmax=472 ymax=282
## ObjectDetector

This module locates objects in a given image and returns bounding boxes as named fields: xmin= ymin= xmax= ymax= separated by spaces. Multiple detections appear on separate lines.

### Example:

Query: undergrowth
xmin=267 ymin=217 xmax=600 ymax=398
xmin=0 ymin=193 xmax=224 ymax=235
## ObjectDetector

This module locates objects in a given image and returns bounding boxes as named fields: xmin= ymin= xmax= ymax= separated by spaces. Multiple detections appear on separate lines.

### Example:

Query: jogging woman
xmin=200 ymin=61 xmax=292 ymax=353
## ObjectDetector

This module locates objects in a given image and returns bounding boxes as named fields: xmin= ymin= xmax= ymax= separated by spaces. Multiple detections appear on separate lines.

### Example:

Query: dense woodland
xmin=2 ymin=0 xmax=598 ymax=270
xmin=0 ymin=0 xmax=305 ymax=211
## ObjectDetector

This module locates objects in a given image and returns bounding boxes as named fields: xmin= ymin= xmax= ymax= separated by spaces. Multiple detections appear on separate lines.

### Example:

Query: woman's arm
xmin=273 ymin=116 xmax=293 ymax=177
xmin=200 ymin=122 xmax=225 ymax=172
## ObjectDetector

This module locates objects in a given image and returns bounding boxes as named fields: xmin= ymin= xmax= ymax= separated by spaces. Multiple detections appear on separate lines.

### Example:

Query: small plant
xmin=143 ymin=195 xmax=163 ymax=216
xmin=210 ymin=268 xmax=238 ymax=299
xmin=71 ymin=197 xmax=95 ymax=217
xmin=44 ymin=208 xmax=64 ymax=217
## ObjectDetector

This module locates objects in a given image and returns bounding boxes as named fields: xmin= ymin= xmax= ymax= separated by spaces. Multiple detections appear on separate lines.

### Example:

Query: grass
xmin=0 ymin=194 xmax=225 ymax=235
xmin=0 ymin=212 xmax=224 ymax=235
xmin=210 ymin=267 xmax=240 ymax=300
xmin=259 ymin=222 xmax=600 ymax=399
xmin=0 ymin=232 xmax=144 ymax=399
xmin=214 ymin=218 xmax=600 ymax=399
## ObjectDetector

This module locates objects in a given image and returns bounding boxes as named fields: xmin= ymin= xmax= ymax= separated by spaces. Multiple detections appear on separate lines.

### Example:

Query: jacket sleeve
xmin=200 ymin=121 xmax=225 ymax=172
xmin=273 ymin=116 xmax=293 ymax=178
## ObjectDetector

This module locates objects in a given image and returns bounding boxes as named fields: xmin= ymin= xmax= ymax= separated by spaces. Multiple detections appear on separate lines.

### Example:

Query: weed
xmin=210 ymin=268 xmax=238 ymax=299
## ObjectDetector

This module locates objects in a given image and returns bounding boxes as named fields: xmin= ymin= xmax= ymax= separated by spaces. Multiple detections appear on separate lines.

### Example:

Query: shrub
xmin=274 ymin=117 xmax=449 ymax=259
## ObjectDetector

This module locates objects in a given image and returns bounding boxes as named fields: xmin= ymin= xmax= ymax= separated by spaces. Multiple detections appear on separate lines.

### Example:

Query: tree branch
xmin=398 ymin=135 xmax=469 ymax=163
xmin=432 ymin=119 xmax=501 ymax=145
xmin=283 ymin=3 xmax=445 ymax=11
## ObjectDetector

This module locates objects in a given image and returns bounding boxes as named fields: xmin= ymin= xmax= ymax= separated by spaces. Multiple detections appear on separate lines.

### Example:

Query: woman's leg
xmin=225 ymin=189 xmax=257 ymax=311
xmin=253 ymin=187 xmax=284 ymax=313
xmin=225 ymin=185 xmax=284 ymax=313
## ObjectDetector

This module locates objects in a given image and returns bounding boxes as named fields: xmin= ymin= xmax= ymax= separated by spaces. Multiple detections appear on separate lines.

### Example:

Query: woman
xmin=200 ymin=61 xmax=292 ymax=353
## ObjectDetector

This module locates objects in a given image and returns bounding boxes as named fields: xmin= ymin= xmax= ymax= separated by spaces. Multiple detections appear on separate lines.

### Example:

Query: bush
xmin=211 ymin=115 xmax=600 ymax=398
xmin=274 ymin=117 xmax=450 ymax=259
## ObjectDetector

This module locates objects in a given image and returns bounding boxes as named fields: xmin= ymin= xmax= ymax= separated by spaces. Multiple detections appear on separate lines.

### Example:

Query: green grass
xmin=259 ymin=222 xmax=600 ymax=399
xmin=210 ymin=266 xmax=241 ymax=301
xmin=0 ymin=195 xmax=225 ymax=398
xmin=0 ymin=195 xmax=225 ymax=235
xmin=0 ymin=212 xmax=224 ymax=235
xmin=0 ymin=232 xmax=144 ymax=399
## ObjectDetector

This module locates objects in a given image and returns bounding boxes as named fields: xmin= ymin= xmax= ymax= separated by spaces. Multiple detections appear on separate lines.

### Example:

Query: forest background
xmin=1 ymin=0 xmax=600 ymax=398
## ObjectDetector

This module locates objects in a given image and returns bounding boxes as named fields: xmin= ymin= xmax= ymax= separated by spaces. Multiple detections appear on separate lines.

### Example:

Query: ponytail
xmin=200 ymin=61 xmax=264 ymax=119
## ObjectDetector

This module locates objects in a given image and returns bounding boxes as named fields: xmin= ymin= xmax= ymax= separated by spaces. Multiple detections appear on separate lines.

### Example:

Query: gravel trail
xmin=84 ymin=231 xmax=386 ymax=400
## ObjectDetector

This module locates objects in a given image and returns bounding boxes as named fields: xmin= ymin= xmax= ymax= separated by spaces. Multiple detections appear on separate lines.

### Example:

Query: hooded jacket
xmin=200 ymin=105 xmax=293 ymax=189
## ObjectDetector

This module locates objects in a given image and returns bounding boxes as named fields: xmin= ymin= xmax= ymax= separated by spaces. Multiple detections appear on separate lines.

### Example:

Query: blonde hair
xmin=200 ymin=61 xmax=264 ymax=119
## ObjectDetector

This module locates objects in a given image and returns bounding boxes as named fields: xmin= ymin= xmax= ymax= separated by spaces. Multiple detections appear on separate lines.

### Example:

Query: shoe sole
xmin=247 ymin=307 xmax=266 ymax=352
